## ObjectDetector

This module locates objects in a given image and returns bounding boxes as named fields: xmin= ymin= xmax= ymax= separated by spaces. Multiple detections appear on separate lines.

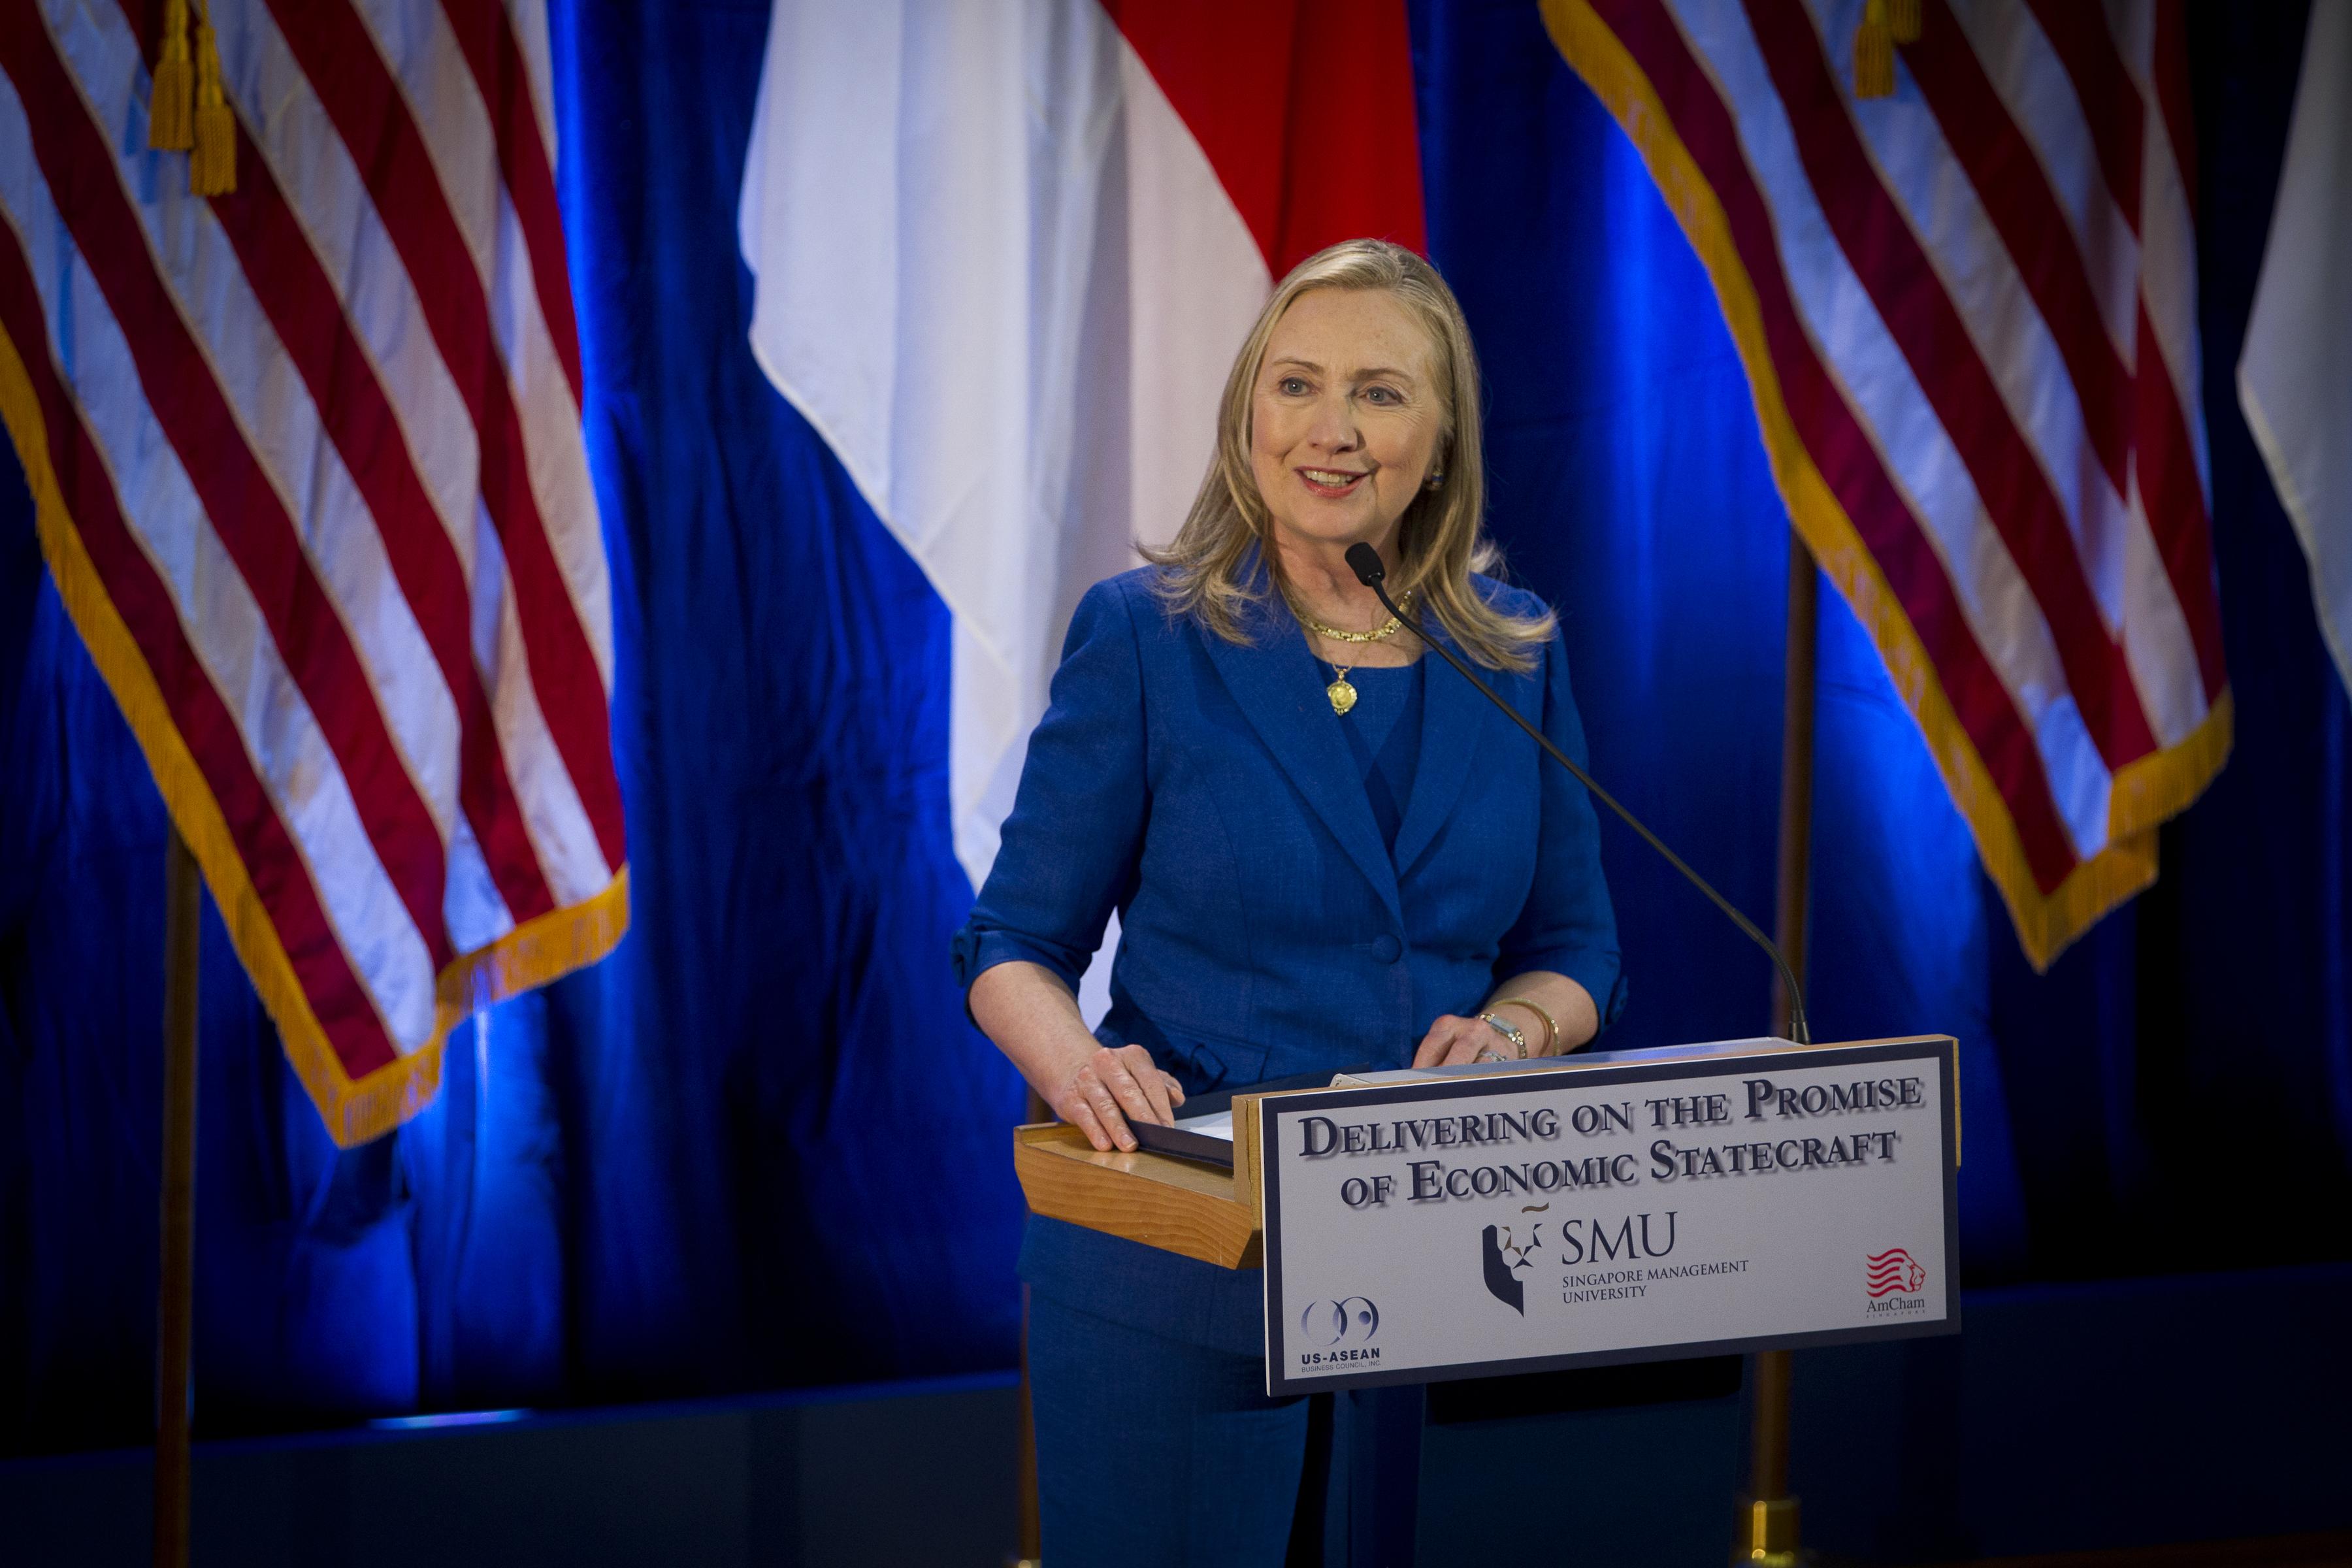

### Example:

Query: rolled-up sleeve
xmin=949 ymin=580 xmax=1149 ymax=1004
xmin=1495 ymin=628 xmax=1627 ymax=1030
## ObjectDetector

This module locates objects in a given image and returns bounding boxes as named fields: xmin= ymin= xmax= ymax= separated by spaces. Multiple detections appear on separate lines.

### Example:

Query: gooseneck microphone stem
xmin=1343 ymin=544 xmax=1810 ymax=1046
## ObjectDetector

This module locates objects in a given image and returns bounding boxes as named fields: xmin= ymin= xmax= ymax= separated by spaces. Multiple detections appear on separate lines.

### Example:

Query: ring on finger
xmin=1475 ymin=1047 xmax=1505 ymax=1064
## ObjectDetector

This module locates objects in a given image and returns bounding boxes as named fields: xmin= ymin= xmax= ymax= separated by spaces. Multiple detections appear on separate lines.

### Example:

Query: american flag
xmin=1546 ymin=0 xmax=2227 ymax=968
xmin=0 ymin=0 xmax=626 ymax=1145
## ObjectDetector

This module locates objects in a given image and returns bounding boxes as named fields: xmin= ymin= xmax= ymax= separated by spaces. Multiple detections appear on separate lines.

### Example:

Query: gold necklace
xmin=1298 ymin=591 xmax=1412 ymax=644
xmin=1298 ymin=593 xmax=1411 ymax=714
xmin=1323 ymin=657 xmax=1359 ymax=715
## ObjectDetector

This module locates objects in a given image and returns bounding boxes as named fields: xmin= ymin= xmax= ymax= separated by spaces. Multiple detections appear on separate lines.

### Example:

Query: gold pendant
xmin=1327 ymin=678 xmax=1358 ymax=715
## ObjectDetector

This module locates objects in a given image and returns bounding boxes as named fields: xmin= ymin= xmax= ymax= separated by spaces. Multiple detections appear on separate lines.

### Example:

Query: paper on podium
xmin=1124 ymin=1107 xmax=1238 ymax=1167
xmin=1130 ymin=1068 xmax=1365 ymax=1169
xmin=1177 ymin=1109 xmax=1233 ymax=1139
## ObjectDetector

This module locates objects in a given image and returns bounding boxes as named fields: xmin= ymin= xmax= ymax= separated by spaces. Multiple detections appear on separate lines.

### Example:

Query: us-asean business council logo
xmin=1297 ymin=1297 xmax=1380 ymax=1367
xmin=1865 ymin=1247 xmax=1928 ymax=1315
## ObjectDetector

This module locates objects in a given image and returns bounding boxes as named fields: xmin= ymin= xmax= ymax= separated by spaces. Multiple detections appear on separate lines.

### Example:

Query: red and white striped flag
xmin=1547 ymin=0 xmax=2229 ymax=968
xmin=0 ymin=0 xmax=627 ymax=1145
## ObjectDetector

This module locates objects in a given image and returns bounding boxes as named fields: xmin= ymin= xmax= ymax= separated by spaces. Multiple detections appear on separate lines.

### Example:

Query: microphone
xmin=1345 ymin=542 xmax=1811 ymax=1045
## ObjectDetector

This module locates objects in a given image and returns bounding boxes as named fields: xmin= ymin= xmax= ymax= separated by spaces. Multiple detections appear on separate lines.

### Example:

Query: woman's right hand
xmin=1043 ymin=1042 xmax=1186 ymax=1153
xmin=969 ymin=961 xmax=1186 ymax=1152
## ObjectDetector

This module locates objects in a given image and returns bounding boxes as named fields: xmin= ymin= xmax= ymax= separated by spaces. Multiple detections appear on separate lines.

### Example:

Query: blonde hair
xmin=1145 ymin=238 xmax=1552 ymax=671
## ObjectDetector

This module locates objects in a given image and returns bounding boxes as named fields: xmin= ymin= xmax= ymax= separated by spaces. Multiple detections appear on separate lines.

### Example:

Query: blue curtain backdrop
xmin=2 ymin=0 xmax=2345 ymax=1455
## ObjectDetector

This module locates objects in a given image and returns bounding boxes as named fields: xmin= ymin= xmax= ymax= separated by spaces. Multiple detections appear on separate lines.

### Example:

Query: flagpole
xmin=1012 ymin=1088 xmax=1047 ymax=1568
xmin=1740 ymin=535 xmax=1817 ymax=1566
xmin=155 ymin=828 xmax=201 ymax=1568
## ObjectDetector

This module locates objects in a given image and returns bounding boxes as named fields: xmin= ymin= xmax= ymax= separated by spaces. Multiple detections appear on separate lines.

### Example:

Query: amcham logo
xmin=1865 ymin=1247 xmax=1927 ymax=1298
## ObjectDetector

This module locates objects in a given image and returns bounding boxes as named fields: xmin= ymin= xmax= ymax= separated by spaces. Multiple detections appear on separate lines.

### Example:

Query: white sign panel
xmin=1260 ymin=1039 xmax=1959 ymax=1394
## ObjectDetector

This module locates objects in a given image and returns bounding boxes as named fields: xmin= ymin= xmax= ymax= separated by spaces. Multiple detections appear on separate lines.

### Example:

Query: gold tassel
xmin=189 ymin=2 xmax=235 ymax=197
xmin=1887 ymin=0 xmax=1922 ymax=44
xmin=1854 ymin=0 xmax=1895 ymax=99
xmin=148 ymin=0 xmax=193 ymax=152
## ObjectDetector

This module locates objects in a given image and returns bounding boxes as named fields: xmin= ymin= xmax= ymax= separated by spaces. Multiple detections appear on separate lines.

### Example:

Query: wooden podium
xmin=1011 ymin=1034 xmax=1959 ymax=1567
xmin=1012 ymin=1092 xmax=1274 ymax=1269
xmin=1014 ymin=1034 xmax=1961 ymax=1391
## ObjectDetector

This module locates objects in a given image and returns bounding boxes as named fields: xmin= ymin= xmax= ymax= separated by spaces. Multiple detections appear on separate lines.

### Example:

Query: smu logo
xmin=1480 ymin=1222 xmax=1540 ymax=1315
xmin=1865 ymin=1247 xmax=1927 ymax=1298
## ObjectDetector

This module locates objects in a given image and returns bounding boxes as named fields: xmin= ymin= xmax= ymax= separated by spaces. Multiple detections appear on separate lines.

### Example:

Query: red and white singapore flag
xmin=738 ymin=0 xmax=1429 ymax=990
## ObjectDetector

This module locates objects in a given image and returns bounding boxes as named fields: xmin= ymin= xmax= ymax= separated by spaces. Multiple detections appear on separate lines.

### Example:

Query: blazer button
xmin=1370 ymin=934 xmax=1403 ymax=964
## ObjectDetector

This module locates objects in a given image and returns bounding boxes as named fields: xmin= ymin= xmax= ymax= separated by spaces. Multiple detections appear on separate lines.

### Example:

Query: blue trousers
xmin=1024 ymin=1218 xmax=1423 ymax=1567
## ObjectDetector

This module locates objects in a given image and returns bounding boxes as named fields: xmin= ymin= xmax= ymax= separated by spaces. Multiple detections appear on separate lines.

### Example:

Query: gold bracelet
xmin=1489 ymin=996 xmax=1560 ymax=1056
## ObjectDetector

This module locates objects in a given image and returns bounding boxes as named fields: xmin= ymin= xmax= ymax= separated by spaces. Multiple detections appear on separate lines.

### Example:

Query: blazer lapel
xmin=1200 ymin=579 xmax=1405 ymax=928
xmin=1390 ymin=615 xmax=1492 ymax=877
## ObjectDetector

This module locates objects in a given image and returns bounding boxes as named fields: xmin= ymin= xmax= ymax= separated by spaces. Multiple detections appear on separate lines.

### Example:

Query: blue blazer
xmin=952 ymin=560 xmax=1625 ymax=1351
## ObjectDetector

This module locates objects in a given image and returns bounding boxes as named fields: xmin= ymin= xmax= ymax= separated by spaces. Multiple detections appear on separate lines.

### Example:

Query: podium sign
xmin=1259 ymin=1037 xmax=1959 ymax=1394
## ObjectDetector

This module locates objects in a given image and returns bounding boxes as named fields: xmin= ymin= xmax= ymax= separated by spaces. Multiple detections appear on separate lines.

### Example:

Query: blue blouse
xmin=1329 ymin=659 xmax=1424 ymax=854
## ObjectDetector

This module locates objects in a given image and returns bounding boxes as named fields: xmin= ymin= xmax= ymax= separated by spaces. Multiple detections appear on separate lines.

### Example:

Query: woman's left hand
xmin=1413 ymin=1013 xmax=1519 ymax=1068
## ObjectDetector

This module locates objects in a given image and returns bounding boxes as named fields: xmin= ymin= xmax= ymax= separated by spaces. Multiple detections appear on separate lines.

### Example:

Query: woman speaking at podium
xmin=952 ymin=240 xmax=1624 ymax=1566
